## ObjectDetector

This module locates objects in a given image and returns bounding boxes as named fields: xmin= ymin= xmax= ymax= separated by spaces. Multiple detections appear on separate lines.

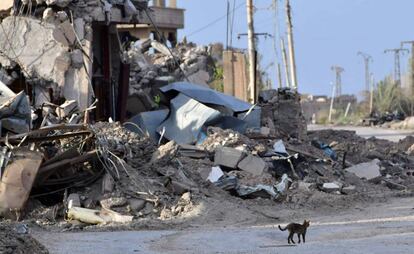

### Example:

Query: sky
xmin=172 ymin=0 xmax=414 ymax=97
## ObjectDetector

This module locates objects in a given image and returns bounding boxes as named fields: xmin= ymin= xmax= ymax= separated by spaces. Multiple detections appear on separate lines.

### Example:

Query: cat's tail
xmin=278 ymin=225 xmax=287 ymax=231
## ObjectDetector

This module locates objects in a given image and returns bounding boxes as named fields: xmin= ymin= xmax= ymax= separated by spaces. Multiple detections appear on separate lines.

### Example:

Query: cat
xmin=278 ymin=220 xmax=310 ymax=244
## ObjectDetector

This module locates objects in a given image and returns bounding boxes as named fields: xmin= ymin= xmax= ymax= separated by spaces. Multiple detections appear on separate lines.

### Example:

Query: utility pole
xmin=272 ymin=0 xmax=283 ymax=88
xmin=370 ymin=73 xmax=374 ymax=114
xmin=246 ymin=0 xmax=256 ymax=103
xmin=285 ymin=0 xmax=298 ymax=89
xmin=280 ymin=38 xmax=291 ymax=88
xmin=384 ymin=48 xmax=409 ymax=86
xmin=328 ymin=82 xmax=336 ymax=123
xmin=331 ymin=65 xmax=344 ymax=97
xmin=226 ymin=0 xmax=230 ymax=49
xmin=357 ymin=52 xmax=373 ymax=92
xmin=401 ymin=41 xmax=414 ymax=94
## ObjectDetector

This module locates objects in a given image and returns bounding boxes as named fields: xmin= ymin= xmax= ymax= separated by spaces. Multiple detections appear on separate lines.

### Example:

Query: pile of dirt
xmin=0 ymin=223 xmax=48 ymax=254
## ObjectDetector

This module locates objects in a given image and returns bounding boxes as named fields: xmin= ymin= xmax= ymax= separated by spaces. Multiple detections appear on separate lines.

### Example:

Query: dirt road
xmin=308 ymin=125 xmax=414 ymax=142
xmin=35 ymin=195 xmax=414 ymax=254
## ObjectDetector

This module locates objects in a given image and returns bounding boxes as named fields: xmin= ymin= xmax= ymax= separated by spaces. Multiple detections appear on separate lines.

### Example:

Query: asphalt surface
xmin=35 ymin=203 xmax=414 ymax=254
xmin=34 ymin=126 xmax=414 ymax=254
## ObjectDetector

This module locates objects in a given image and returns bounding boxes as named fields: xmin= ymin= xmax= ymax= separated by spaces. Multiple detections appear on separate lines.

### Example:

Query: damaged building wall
xmin=0 ymin=0 xmax=147 ymax=115
xmin=0 ymin=15 xmax=92 ymax=109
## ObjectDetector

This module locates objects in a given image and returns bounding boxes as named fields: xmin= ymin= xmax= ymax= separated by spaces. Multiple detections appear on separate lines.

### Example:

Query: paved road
xmin=35 ymin=197 xmax=414 ymax=254
xmin=34 ymin=126 xmax=414 ymax=254
xmin=308 ymin=125 xmax=414 ymax=142
xmin=35 ymin=216 xmax=414 ymax=254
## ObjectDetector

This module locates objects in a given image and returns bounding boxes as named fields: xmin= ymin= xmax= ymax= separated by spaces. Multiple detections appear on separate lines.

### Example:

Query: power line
xmin=185 ymin=2 xmax=245 ymax=38
xmin=229 ymin=0 xmax=236 ymax=48
xmin=143 ymin=9 xmax=190 ymax=82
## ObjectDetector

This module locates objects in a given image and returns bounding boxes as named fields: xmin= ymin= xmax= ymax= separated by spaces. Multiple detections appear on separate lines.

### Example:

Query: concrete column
xmin=169 ymin=0 xmax=177 ymax=8
xmin=153 ymin=0 xmax=165 ymax=7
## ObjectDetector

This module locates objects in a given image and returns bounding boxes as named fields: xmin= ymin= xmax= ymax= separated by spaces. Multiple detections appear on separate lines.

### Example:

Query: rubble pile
xmin=0 ymin=0 xmax=145 ymax=110
xmin=0 ymin=223 xmax=49 ymax=254
xmin=0 ymin=41 xmax=412 ymax=232
xmin=127 ymin=40 xmax=220 ymax=109
xmin=308 ymin=129 xmax=414 ymax=190
xmin=259 ymin=88 xmax=307 ymax=141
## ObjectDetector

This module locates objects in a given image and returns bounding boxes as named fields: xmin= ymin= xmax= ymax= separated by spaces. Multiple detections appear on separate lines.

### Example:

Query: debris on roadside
xmin=0 ymin=223 xmax=49 ymax=254
xmin=0 ymin=0 xmax=412 ymax=230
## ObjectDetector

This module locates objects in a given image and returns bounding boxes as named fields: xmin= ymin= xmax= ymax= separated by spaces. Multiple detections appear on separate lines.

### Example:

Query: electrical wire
xmin=229 ymin=0 xmax=236 ymax=48
xmin=185 ymin=1 xmax=245 ymax=38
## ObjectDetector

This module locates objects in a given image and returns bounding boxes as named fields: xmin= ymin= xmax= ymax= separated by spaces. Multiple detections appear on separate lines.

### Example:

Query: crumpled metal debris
xmin=158 ymin=93 xmax=220 ymax=144
xmin=0 ymin=81 xmax=31 ymax=134
xmin=236 ymin=174 xmax=292 ymax=199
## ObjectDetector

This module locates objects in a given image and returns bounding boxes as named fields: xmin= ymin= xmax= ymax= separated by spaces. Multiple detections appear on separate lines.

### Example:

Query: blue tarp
xmin=159 ymin=82 xmax=253 ymax=113
xmin=157 ymin=93 xmax=221 ymax=144
xmin=125 ymin=109 xmax=169 ymax=141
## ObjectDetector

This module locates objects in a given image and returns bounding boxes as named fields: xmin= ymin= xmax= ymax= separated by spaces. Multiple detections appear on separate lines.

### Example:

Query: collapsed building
xmin=0 ymin=0 xmax=186 ymax=124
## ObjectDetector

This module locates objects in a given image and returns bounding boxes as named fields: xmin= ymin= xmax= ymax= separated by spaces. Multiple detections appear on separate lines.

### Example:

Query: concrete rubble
xmin=345 ymin=159 xmax=381 ymax=181
xmin=0 ymin=84 xmax=412 ymax=233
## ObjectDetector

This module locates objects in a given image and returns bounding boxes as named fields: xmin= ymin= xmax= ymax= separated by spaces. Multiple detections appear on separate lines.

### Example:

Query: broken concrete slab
xmin=151 ymin=41 xmax=171 ymax=56
xmin=214 ymin=147 xmax=245 ymax=169
xmin=237 ymin=154 xmax=266 ymax=176
xmin=321 ymin=182 xmax=342 ymax=193
xmin=178 ymin=144 xmax=208 ymax=159
xmin=100 ymin=197 xmax=128 ymax=210
xmin=56 ymin=100 xmax=78 ymax=118
xmin=345 ymin=159 xmax=381 ymax=181
xmin=0 ymin=17 xmax=69 ymax=83
xmin=53 ymin=20 xmax=77 ymax=47
xmin=71 ymin=49 xmax=84 ymax=69
xmin=73 ymin=18 xmax=85 ymax=41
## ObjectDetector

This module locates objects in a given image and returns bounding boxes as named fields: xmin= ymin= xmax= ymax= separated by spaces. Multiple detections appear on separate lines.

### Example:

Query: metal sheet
xmin=0 ymin=148 xmax=43 ymax=218
xmin=158 ymin=93 xmax=220 ymax=144
xmin=160 ymin=82 xmax=253 ymax=113
xmin=205 ymin=115 xmax=247 ymax=133
xmin=237 ymin=106 xmax=261 ymax=129
xmin=125 ymin=109 xmax=169 ymax=141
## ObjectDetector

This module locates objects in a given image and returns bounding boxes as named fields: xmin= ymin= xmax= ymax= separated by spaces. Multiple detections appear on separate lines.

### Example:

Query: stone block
xmin=237 ymin=155 xmax=266 ymax=176
xmin=345 ymin=159 xmax=381 ymax=181
xmin=214 ymin=147 xmax=245 ymax=169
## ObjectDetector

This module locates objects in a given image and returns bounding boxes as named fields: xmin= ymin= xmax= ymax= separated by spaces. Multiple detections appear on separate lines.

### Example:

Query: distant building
xmin=302 ymin=94 xmax=357 ymax=123
xmin=117 ymin=0 xmax=184 ymax=47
